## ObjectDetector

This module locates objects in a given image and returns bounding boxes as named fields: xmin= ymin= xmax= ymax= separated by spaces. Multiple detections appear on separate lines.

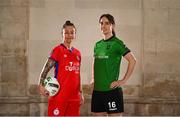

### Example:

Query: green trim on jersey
xmin=94 ymin=36 xmax=130 ymax=91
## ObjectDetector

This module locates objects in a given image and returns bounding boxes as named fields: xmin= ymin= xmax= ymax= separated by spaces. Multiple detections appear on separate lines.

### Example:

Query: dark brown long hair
xmin=99 ymin=14 xmax=116 ymax=36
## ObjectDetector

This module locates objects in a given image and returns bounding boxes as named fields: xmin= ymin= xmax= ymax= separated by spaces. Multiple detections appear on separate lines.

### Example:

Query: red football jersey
xmin=49 ymin=44 xmax=81 ymax=102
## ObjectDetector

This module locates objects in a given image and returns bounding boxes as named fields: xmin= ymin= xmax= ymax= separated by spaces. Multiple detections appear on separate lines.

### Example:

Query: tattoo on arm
xmin=39 ymin=59 xmax=56 ymax=85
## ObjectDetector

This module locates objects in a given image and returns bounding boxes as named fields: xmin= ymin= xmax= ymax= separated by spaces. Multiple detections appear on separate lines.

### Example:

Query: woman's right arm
xmin=38 ymin=58 xmax=56 ymax=96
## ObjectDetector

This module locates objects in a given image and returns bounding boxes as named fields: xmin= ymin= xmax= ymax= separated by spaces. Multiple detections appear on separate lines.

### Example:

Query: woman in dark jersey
xmin=91 ymin=14 xmax=136 ymax=116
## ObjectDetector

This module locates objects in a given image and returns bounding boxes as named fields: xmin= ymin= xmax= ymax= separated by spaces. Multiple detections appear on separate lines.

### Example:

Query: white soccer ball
xmin=44 ymin=76 xmax=60 ymax=96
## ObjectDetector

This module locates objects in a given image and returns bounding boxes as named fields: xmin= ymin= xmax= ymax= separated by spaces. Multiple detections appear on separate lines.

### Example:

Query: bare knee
xmin=92 ymin=112 xmax=107 ymax=116
xmin=108 ymin=112 xmax=123 ymax=116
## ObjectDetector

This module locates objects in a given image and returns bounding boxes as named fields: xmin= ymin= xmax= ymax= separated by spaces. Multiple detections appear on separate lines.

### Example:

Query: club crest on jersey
xmin=53 ymin=108 xmax=60 ymax=115
xmin=106 ymin=44 xmax=111 ymax=49
xmin=64 ymin=54 xmax=67 ymax=58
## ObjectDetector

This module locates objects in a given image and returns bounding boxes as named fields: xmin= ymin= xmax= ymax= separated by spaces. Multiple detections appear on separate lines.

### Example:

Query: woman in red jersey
xmin=38 ymin=20 xmax=84 ymax=116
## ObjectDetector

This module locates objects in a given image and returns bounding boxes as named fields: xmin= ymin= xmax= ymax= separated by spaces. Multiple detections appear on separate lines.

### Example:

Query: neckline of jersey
xmin=103 ymin=35 xmax=115 ymax=42
xmin=60 ymin=43 xmax=74 ymax=52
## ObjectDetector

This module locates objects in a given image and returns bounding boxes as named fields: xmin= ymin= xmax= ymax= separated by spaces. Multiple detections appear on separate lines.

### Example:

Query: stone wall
xmin=0 ymin=0 xmax=180 ymax=116
xmin=137 ymin=0 xmax=180 ymax=115
xmin=0 ymin=0 xmax=29 ymax=116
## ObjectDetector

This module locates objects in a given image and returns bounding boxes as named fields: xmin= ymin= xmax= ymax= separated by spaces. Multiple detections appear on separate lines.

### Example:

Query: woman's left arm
xmin=110 ymin=52 xmax=136 ymax=88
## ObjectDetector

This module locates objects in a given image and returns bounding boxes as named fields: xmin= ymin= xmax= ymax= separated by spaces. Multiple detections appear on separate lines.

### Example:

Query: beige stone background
xmin=0 ymin=0 xmax=180 ymax=116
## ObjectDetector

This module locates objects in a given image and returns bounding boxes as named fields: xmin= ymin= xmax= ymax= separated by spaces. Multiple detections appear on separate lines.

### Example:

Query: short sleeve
xmin=49 ymin=46 xmax=60 ymax=62
xmin=117 ymin=40 xmax=131 ymax=56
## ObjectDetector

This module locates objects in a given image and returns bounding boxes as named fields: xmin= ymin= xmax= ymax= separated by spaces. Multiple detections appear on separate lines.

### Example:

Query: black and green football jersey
xmin=94 ymin=36 xmax=130 ymax=91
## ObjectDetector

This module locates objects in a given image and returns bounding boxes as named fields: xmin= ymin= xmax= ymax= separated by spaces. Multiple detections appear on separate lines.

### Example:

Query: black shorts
xmin=91 ymin=88 xmax=124 ymax=114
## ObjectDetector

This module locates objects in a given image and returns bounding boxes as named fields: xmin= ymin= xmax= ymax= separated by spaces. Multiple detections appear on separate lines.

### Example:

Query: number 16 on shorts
xmin=108 ymin=101 xmax=117 ymax=111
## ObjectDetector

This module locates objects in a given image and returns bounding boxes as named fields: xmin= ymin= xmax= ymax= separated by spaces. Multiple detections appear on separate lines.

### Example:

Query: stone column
xmin=141 ymin=0 xmax=180 ymax=115
xmin=0 ymin=0 xmax=29 ymax=115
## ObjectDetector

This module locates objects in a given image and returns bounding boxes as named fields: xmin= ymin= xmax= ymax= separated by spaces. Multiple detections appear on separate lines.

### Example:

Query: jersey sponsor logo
xmin=65 ymin=62 xmax=80 ymax=73
xmin=53 ymin=108 xmax=60 ymax=115
xmin=95 ymin=55 xmax=109 ymax=59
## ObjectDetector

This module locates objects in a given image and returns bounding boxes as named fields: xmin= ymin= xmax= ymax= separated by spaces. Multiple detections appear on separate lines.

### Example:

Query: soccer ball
xmin=44 ymin=76 xmax=60 ymax=96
